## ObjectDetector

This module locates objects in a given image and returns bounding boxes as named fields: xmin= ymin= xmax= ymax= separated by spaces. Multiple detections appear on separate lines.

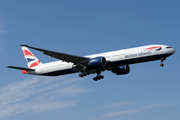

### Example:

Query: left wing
xmin=19 ymin=44 xmax=90 ymax=64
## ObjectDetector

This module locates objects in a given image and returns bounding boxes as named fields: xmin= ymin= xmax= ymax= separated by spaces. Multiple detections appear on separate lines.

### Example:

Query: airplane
xmin=7 ymin=44 xmax=175 ymax=81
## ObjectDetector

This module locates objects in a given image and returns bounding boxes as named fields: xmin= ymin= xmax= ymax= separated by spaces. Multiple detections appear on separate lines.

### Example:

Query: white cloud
xmin=0 ymin=76 xmax=87 ymax=118
xmin=140 ymin=103 xmax=174 ymax=109
xmin=94 ymin=103 xmax=174 ymax=120
xmin=99 ymin=109 xmax=140 ymax=119
xmin=0 ymin=100 xmax=77 ymax=118
xmin=87 ymin=101 xmax=137 ymax=112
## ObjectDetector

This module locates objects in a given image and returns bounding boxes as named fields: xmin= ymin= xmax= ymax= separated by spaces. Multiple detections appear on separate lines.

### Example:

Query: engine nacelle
xmin=111 ymin=65 xmax=130 ymax=75
xmin=88 ymin=57 xmax=107 ymax=69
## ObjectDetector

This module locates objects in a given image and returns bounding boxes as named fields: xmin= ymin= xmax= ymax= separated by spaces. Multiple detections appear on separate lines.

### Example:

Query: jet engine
xmin=111 ymin=65 xmax=130 ymax=75
xmin=88 ymin=57 xmax=107 ymax=69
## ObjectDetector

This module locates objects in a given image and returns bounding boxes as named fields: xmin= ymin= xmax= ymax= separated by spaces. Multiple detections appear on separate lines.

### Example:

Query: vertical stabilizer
xmin=21 ymin=47 xmax=42 ymax=69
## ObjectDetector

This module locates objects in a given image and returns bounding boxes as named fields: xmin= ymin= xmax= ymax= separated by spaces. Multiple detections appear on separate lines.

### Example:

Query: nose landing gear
xmin=160 ymin=58 xmax=166 ymax=67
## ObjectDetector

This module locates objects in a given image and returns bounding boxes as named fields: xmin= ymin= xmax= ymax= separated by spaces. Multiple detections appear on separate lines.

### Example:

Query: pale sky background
xmin=0 ymin=0 xmax=180 ymax=120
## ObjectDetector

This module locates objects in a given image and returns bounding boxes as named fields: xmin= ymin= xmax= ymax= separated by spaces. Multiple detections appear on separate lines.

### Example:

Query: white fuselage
xmin=28 ymin=44 xmax=175 ymax=76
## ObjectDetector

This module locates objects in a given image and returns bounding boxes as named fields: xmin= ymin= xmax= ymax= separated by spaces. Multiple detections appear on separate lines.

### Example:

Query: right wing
xmin=19 ymin=44 xmax=90 ymax=64
xmin=6 ymin=66 xmax=35 ymax=71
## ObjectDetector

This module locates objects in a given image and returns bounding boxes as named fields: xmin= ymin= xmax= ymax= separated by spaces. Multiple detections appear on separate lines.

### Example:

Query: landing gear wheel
xmin=93 ymin=75 xmax=104 ymax=81
xmin=93 ymin=77 xmax=98 ymax=81
xmin=79 ymin=74 xmax=83 ymax=77
xmin=100 ymin=75 xmax=104 ymax=79
xmin=160 ymin=63 xmax=164 ymax=67
xmin=82 ymin=73 xmax=86 ymax=76
xmin=79 ymin=71 xmax=90 ymax=78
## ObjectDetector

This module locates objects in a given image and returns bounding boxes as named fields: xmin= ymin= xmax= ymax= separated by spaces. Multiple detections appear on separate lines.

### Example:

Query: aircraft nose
xmin=172 ymin=48 xmax=175 ymax=54
xmin=171 ymin=48 xmax=176 ymax=54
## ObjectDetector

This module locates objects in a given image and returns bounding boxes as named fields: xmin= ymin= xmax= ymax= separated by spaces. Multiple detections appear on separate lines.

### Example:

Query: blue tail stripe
xmin=27 ymin=58 xmax=35 ymax=62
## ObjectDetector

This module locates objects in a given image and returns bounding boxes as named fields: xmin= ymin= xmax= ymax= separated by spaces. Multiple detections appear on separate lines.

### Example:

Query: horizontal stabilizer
xmin=6 ymin=66 xmax=35 ymax=71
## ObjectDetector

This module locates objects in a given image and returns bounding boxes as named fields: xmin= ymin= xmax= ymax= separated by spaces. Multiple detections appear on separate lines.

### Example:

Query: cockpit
xmin=165 ymin=46 xmax=175 ymax=55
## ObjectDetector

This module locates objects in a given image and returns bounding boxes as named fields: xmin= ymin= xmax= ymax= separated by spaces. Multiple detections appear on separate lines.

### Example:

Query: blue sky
xmin=0 ymin=0 xmax=180 ymax=120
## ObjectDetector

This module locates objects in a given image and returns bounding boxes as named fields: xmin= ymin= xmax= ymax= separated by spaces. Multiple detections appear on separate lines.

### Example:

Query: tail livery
xmin=7 ymin=46 xmax=42 ymax=75
xmin=21 ymin=47 xmax=42 ymax=69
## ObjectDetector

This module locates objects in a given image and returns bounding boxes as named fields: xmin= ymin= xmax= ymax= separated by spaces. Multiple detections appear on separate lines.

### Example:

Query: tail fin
xmin=21 ymin=47 xmax=42 ymax=69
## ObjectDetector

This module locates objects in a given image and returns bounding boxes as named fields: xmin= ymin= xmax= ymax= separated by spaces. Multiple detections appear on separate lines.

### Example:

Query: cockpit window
xmin=166 ymin=47 xmax=172 ymax=49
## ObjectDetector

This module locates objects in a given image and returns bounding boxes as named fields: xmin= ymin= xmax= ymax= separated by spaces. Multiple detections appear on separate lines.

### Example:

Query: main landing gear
xmin=160 ymin=57 xmax=166 ymax=67
xmin=93 ymin=75 xmax=104 ymax=81
xmin=79 ymin=71 xmax=104 ymax=81
xmin=79 ymin=72 xmax=89 ymax=77
xmin=93 ymin=71 xmax=104 ymax=81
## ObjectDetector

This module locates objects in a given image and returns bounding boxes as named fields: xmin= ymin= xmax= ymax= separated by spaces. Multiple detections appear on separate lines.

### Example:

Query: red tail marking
xmin=22 ymin=50 xmax=35 ymax=57
xmin=22 ymin=70 xmax=27 ymax=74
xmin=29 ymin=60 xmax=41 ymax=68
